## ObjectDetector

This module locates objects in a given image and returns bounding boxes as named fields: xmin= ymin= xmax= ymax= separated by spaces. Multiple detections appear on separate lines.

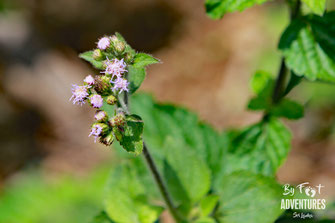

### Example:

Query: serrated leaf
xmin=301 ymin=0 xmax=326 ymax=15
xmin=279 ymin=14 xmax=335 ymax=83
xmin=200 ymin=195 xmax=219 ymax=217
xmin=216 ymin=171 xmax=283 ymax=223
xmin=163 ymin=137 xmax=211 ymax=210
xmin=131 ymin=94 xmax=228 ymax=180
xmin=79 ymin=51 xmax=104 ymax=70
xmin=222 ymin=118 xmax=291 ymax=176
xmin=128 ymin=65 xmax=146 ymax=94
xmin=133 ymin=53 xmax=159 ymax=68
xmin=270 ymin=99 xmax=304 ymax=120
xmin=104 ymin=164 xmax=164 ymax=223
xmin=205 ymin=0 xmax=269 ymax=19
xmin=118 ymin=114 xmax=144 ymax=155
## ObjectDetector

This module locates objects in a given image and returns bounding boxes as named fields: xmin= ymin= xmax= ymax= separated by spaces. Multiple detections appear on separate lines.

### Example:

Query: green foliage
xmin=0 ymin=168 xmax=110 ymax=223
xmin=222 ymin=117 xmax=291 ymax=176
xmin=104 ymin=164 xmax=163 ymax=223
xmin=248 ymin=71 xmax=304 ymax=120
xmin=79 ymin=51 xmax=105 ymax=70
xmin=301 ymin=0 xmax=326 ymax=15
xmin=215 ymin=171 xmax=283 ymax=223
xmin=199 ymin=195 xmax=219 ymax=217
xmin=117 ymin=115 xmax=144 ymax=155
xmin=128 ymin=53 xmax=159 ymax=94
xmin=205 ymin=0 xmax=269 ymax=19
xmin=163 ymin=137 xmax=211 ymax=211
xmin=279 ymin=13 xmax=335 ymax=83
xmin=91 ymin=212 xmax=115 ymax=223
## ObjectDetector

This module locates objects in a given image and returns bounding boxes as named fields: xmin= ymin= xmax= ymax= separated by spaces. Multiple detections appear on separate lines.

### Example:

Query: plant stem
xmin=142 ymin=143 xmax=184 ymax=222
xmin=272 ymin=58 xmax=287 ymax=104
xmin=272 ymin=0 xmax=301 ymax=104
xmin=119 ymin=91 xmax=183 ymax=222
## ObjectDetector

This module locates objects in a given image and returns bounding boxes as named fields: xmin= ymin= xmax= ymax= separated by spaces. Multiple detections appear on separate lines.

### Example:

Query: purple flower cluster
xmin=71 ymin=34 xmax=134 ymax=144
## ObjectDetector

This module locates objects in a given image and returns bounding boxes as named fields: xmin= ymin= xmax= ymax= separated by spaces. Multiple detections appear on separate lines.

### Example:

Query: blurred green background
xmin=0 ymin=0 xmax=335 ymax=222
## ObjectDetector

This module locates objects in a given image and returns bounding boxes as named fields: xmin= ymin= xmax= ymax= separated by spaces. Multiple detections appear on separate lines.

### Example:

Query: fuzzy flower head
xmin=95 ymin=110 xmax=108 ymax=122
xmin=97 ymin=37 xmax=110 ymax=50
xmin=102 ymin=58 xmax=127 ymax=78
xmin=111 ymin=77 xmax=129 ymax=94
xmin=88 ymin=124 xmax=103 ymax=143
xmin=90 ymin=94 xmax=104 ymax=108
xmin=84 ymin=75 xmax=95 ymax=85
xmin=70 ymin=84 xmax=89 ymax=105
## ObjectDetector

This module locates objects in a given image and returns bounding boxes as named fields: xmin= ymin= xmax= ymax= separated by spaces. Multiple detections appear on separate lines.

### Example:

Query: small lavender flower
xmin=95 ymin=110 xmax=108 ymax=122
xmin=88 ymin=124 xmax=103 ymax=143
xmin=90 ymin=94 xmax=103 ymax=108
xmin=111 ymin=77 xmax=129 ymax=94
xmin=84 ymin=75 xmax=95 ymax=85
xmin=70 ymin=84 xmax=89 ymax=105
xmin=102 ymin=58 xmax=127 ymax=78
xmin=97 ymin=37 xmax=110 ymax=50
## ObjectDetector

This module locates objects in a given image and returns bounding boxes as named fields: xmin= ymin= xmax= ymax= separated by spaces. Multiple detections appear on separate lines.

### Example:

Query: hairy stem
xmin=119 ymin=92 xmax=183 ymax=222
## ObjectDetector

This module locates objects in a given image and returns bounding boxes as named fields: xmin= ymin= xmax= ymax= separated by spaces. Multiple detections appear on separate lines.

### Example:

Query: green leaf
xmin=279 ymin=14 xmax=335 ymax=83
xmin=247 ymin=71 xmax=304 ymax=120
xmin=250 ymin=71 xmax=272 ymax=94
xmin=133 ymin=53 xmax=160 ymax=68
xmin=194 ymin=216 xmax=216 ymax=223
xmin=91 ymin=211 xmax=115 ymax=223
xmin=301 ymin=0 xmax=326 ymax=15
xmin=104 ymin=164 xmax=164 ymax=223
xmin=270 ymin=99 xmax=304 ymax=120
xmin=222 ymin=118 xmax=291 ymax=176
xmin=130 ymin=94 xmax=228 ymax=180
xmin=128 ymin=54 xmax=159 ymax=94
xmin=79 ymin=51 xmax=104 ymax=70
xmin=118 ymin=114 xmax=144 ymax=155
xmin=215 ymin=171 xmax=283 ymax=223
xmin=163 ymin=137 xmax=211 ymax=209
xmin=205 ymin=0 xmax=269 ymax=19
xmin=128 ymin=65 xmax=146 ymax=94
xmin=200 ymin=195 xmax=219 ymax=217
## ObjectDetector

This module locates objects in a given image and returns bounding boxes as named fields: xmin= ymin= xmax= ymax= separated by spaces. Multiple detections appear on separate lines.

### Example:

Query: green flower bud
xmin=94 ymin=75 xmax=111 ymax=95
xmin=110 ymin=35 xmax=126 ymax=54
xmin=99 ymin=132 xmax=114 ymax=146
xmin=109 ymin=112 xmax=126 ymax=127
xmin=93 ymin=49 xmax=104 ymax=60
xmin=106 ymin=95 xmax=117 ymax=105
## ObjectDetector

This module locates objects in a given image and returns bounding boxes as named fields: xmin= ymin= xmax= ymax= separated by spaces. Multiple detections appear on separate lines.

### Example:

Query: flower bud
xmin=95 ymin=110 xmax=108 ymax=122
xmin=124 ymin=49 xmax=136 ymax=63
xmin=93 ymin=49 xmax=104 ymax=61
xmin=106 ymin=95 xmax=117 ymax=105
xmin=110 ymin=35 xmax=125 ymax=54
xmin=94 ymin=75 xmax=111 ymax=95
xmin=109 ymin=112 xmax=126 ymax=127
xmin=99 ymin=132 xmax=114 ymax=146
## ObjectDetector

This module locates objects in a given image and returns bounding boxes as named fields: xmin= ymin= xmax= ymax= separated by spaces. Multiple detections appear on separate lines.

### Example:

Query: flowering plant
xmin=70 ymin=0 xmax=335 ymax=223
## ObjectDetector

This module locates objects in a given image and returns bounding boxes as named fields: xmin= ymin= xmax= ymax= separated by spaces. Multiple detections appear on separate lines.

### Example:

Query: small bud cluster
xmin=70 ymin=33 xmax=135 ymax=145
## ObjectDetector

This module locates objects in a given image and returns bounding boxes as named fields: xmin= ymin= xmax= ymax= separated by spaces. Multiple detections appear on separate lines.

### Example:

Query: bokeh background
xmin=0 ymin=0 xmax=335 ymax=222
